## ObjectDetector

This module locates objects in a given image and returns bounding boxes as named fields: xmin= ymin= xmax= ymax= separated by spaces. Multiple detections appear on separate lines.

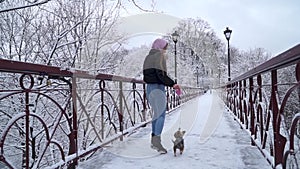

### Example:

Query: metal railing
xmin=224 ymin=44 xmax=300 ymax=168
xmin=0 ymin=59 xmax=202 ymax=169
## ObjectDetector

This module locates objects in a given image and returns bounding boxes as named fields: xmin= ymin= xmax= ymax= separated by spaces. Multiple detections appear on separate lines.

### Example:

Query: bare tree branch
xmin=0 ymin=0 xmax=51 ymax=13
xmin=131 ymin=0 xmax=152 ymax=12
xmin=47 ymin=20 xmax=85 ymax=65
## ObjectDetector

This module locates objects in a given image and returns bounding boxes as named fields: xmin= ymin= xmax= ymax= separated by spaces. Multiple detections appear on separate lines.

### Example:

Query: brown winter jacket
xmin=143 ymin=49 xmax=175 ymax=87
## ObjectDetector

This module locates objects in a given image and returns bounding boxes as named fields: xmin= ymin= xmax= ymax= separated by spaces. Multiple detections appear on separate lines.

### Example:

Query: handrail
xmin=230 ymin=44 xmax=300 ymax=83
xmin=0 ymin=59 xmax=144 ymax=83
xmin=224 ymin=43 xmax=300 ymax=169
xmin=0 ymin=59 xmax=202 ymax=169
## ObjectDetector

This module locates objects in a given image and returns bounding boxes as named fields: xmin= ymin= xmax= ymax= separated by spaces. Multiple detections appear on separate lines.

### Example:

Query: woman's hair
xmin=151 ymin=38 xmax=168 ymax=50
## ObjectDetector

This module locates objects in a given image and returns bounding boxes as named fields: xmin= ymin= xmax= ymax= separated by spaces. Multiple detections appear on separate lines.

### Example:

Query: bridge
xmin=78 ymin=92 xmax=272 ymax=169
xmin=0 ymin=44 xmax=299 ymax=169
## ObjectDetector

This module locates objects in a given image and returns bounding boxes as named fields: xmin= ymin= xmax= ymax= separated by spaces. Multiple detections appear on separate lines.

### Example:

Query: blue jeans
xmin=146 ymin=84 xmax=166 ymax=136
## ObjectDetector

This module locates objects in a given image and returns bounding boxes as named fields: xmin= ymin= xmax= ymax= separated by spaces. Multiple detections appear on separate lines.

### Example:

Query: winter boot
xmin=151 ymin=134 xmax=167 ymax=154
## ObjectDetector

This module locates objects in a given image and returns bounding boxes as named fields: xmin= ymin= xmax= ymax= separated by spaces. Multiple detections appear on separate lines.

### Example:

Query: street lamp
xmin=171 ymin=31 xmax=179 ymax=83
xmin=223 ymin=27 xmax=232 ymax=81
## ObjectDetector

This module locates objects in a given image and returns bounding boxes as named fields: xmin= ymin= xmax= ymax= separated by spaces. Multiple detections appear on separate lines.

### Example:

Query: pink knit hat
xmin=151 ymin=38 xmax=168 ymax=50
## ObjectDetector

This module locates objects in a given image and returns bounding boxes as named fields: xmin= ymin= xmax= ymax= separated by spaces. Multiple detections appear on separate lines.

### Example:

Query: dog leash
xmin=178 ymin=107 xmax=182 ymax=129
xmin=176 ymin=88 xmax=182 ymax=130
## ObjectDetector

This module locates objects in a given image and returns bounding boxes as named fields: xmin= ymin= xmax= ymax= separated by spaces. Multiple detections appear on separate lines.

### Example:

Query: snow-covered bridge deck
xmin=78 ymin=91 xmax=272 ymax=169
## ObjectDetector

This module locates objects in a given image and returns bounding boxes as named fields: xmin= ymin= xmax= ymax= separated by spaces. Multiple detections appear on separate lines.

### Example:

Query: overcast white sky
xmin=123 ymin=0 xmax=300 ymax=56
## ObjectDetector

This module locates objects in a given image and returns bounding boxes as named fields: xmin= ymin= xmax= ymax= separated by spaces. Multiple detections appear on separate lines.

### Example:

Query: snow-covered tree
xmin=165 ymin=18 xmax=226 ymax=87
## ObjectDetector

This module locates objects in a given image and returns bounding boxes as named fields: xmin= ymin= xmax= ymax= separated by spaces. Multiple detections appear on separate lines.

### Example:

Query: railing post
xmin=242 ymin=79 xmax=247 ymax=128
xmin=257 ymin=74 xmax=264 ymax=143
xmin=68 ymin=77 xmax=78 ymax=169
xmin=296 ymin=62 xmax=300 ymax=104
xmin=99 ymin=80 xmax=105 ymax=139
xmin=249 ymin=77 xmax=255 ymax=146
xmin=172 ymin=89 xmax=175 ymax=108
xmin=142 ymin=83 xmax=147 ymax=122
xmin=19 ymin=74 xmax=34 ymax=169
xmin=271 ymin=70 xmax=286 ymax=166
xmin=119 ymin=81 xmax=124 ymax=141
xmin=233 ymin=83 xmax=238 ymax=116
xmin=24 ymin=90 xmax=30 ymax=169
xmin=132 ymin=83 xmax=136 ymax=124
xmin=238 ymin=81 xmax=244 ymax=124
xmin=166 ymin=87 xmax=170 ymax=111
xmin=226 ymin=84 xmax=231 ymax=110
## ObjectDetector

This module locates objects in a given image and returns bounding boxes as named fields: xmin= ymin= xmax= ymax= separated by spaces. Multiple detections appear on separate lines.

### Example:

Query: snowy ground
xmin=78 ymin=91 xmax=272 ymax=169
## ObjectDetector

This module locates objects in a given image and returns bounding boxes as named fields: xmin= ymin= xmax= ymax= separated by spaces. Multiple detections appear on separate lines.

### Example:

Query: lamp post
xmin=196 ymin=66 xmax=199 ymax=87
xmin=172 ymin=31 xmax=179 ymax=83
xmin=223 ymin=27 xmax=232 ymax=81
xmin=217 ymin=66 xmax=221 ymax=85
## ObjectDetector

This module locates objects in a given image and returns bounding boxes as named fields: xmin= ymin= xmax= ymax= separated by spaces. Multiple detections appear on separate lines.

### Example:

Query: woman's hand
xmin=173 ymin=84 xmax=181 ymax=95
xmin=173 ymin=84 xmax=180 ymax=90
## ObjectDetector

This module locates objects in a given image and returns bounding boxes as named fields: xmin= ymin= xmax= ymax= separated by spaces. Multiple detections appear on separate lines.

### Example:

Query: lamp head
xmin=223 ymin=27 xmax=232 ymax=41
xmin=171 ymin=31 xmax=179 ymax=43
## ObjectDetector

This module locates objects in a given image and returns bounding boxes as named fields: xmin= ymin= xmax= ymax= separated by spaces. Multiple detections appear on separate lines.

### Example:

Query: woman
xmin=143 ymin=38 xmax=180 ymax=154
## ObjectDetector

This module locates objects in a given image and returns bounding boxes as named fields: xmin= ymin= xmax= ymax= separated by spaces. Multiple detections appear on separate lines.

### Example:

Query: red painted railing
xmin=0 ymin=59 xmax=202 ymax=169
xmin=225 ymin=44 xmax=300 ymax=168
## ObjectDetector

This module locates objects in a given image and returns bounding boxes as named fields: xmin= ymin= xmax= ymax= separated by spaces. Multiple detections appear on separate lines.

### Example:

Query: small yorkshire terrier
xmin=172 ymin=128 xmax=186 ymax=156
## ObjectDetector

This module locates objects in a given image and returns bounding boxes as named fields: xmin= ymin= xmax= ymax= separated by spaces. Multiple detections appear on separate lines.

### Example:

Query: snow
xmin=77 ymin=90 xmax=272 ymax=169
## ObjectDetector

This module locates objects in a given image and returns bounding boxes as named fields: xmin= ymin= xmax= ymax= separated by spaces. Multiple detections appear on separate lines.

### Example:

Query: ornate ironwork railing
xmin=224 ymin=44 xmax=300 ymax=169
xmin=0 ymin=59 xmax=202 ymax=169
